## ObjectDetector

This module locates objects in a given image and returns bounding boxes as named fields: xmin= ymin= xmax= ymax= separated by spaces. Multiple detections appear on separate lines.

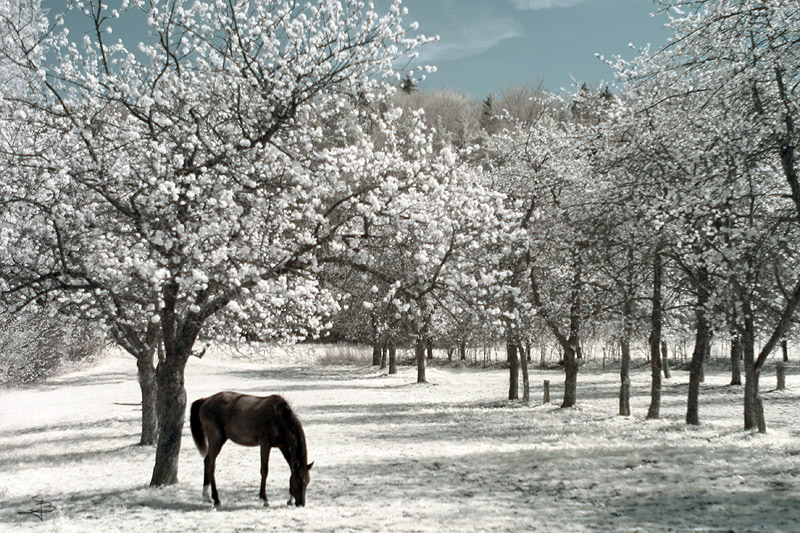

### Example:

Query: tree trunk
xmin=150 ymin=352 xmax=189 ymax=486
xmin=620 ymin=337 xmax=631 ymax=416
xmin=686 ymin=268 xmax=709 ymax=426
xmin=647 ymin=249 xmax=663 ymax=420
xmin=426 ymin=338 xmax=433 ymax=361
xmin=112 ymin=324 xmax=160 ymax=446
xmin=372 ymin=343 xmax=381 ymax=366
xmin=507 ymin=342 xmax=519 ymax=400
xmin=661 ymin=341 xmax=671 ymax=379
xmin=782 ymin=339 xmax=789 ymax=362
xmin=459 ymin=340 xmax=466 ymax=361
xmin=150 ymin=286 xmax=199 ymax=487
xmin=380 ymin=343 xmax=388 ymax=369
xmin=744 ymin=362 xmax=764 ymax=432
xmin=521 ymin=344 xmax=530 ymax=403
xmin=730 ymin=335 xmax=742 ymax=386
xmin=742 ymin=309 xmax=762 ymax=431
xmin=137 ymin=352 xmax=158 ymax=446
xmin=416 ymin=336 xmax=426 ymax=383
xmin=388 ymin=340 xmax=397 ymax=375
xmin=562 ymin=342 xmax=578 ymax=408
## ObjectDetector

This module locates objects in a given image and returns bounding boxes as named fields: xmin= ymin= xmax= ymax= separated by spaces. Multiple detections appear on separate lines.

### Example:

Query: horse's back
xmin=199 ymin=392 xmax=288 ymax=447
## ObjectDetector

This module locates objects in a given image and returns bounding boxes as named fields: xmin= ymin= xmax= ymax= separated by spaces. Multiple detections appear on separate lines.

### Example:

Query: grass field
xmin=1 ymin=344 xmax=799 ymax=532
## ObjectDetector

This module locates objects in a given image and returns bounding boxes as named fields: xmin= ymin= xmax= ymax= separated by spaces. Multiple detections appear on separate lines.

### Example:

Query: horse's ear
xmin=307 ymin=462 xmax=314 ymax=470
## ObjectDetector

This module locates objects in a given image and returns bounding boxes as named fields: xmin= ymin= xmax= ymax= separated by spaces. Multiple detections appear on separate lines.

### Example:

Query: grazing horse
xmin=190 ymin=392 xmax=313 ymax=507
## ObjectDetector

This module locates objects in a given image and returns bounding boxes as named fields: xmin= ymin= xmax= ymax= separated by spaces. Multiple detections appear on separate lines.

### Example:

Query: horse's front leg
xmin=204 ymin=439 xmax=225 ymax=507
xmin=260 ymin=444 xmax=271 ymax=506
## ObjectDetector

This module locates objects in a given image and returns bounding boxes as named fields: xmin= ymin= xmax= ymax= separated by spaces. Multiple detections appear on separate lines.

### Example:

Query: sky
xmin=41 ymin=0 xmax=672 ymax=99
xmin=385 ymin=0 xmax=671 ymax=98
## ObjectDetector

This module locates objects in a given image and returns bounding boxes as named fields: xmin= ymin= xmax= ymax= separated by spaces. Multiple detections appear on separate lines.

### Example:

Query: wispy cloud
xmin=508 ymin=0 xmax=588 ymax=10
xmin=417 ymin=17 xmax=522 ymax=62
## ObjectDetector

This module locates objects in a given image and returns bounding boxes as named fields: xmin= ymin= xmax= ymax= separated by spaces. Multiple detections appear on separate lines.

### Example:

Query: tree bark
xmin=730 ymin=335 xmax=742 ymax=386
xmin=782 ymin=339 xmax=789 ymax=362
xmin=388 ymin=340 xmax=397 ymax=375
xmin=529 ymin=260 xmax=582 ymax=408
xmin=562 ymin=342 xmax=579 ymax=408
xmin=661 ymin=341 xmax=671 ymax=379
xmin=112 ymin=324 xmax=160 ymax=446
xmin=507 ymin=341 xmax=519 ymax=400
xmin=741 ymin=304 xmax=762 ymax=431
xmin=521 ymin=343 xmax=530 ymax=403
xmin=415 ymin=299 xmax=430 ymax=383
xmin=686 ymin=267 xmax=710 ymax=426
xmin=416 ymin=336 xmax=427 ymax=383
xmin=150 ymin=352 xmax=189 ymax=486
xmin=647 ymin=249 xmax=663 ymax=420
xmin=426 ymin=338 xmax=433 ymax=361
xmin=372 ymin=343 xmax=381 ymax=366
xmin=150 ymin=281 xmax=200 ymax=486
xmin=459 ymin=340 xmax=466 ymax=361
xmin=137 ymin=351 xmax=158 ymax=445
xmin=620 ymin=336 xmax=631 ymax=416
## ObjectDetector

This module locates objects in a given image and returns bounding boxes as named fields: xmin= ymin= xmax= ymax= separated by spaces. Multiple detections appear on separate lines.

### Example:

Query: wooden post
xmin=543 ymin=380 xmax=550 ymax=404
xmin=777 ymin=361 xmax=786 ymax=391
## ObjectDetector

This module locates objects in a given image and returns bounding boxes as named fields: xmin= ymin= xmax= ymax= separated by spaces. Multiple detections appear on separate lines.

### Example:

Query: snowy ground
xmin=2 ymin=345 xmax=800 ymax=532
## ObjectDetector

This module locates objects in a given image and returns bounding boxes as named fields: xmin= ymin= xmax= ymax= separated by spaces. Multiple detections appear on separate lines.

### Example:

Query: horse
xmin=190 ymin=392 xmax=313 ymax=507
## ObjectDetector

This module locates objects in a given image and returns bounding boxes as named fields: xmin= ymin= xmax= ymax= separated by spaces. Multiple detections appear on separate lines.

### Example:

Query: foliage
xmin=0 ymin=306 xmax=104 ymax=386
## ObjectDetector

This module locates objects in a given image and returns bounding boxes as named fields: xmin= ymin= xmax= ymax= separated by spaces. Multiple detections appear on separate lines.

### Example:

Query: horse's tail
xmin=190 ymin=398 xmax=207 ymax=457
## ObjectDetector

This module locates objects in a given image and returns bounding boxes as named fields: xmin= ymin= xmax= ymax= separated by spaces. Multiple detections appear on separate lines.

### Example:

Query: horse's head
xmin=288 ymin=462 xmax=313 ymax=507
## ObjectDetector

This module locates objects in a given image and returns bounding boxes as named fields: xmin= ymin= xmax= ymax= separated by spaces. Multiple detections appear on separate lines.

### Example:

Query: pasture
xmin=2 ymin=345 xmax=800 ymax=532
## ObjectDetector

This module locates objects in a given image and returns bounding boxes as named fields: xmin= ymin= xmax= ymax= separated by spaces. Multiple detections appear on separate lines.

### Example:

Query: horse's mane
xmin=278 ymin=399 xmax=307 ymax=467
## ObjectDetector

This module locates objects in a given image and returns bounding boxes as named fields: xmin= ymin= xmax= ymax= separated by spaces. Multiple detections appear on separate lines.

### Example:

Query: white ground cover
xmin=1 ymin=345 xmax=800 ymax=532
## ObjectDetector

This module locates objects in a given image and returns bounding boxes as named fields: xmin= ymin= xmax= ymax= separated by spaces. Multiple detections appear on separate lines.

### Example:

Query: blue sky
xmin=381 ymin=0 xmax=670 ymax=97
xmin=42 ymin=0 xmax=670 ymax=99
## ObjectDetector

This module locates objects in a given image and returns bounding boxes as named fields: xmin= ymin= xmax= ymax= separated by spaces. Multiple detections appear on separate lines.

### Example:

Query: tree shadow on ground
xmin=23 ymin=371 xmax=135 ymax=391
xmin=313 ymin=445 xmax=800 ymax=531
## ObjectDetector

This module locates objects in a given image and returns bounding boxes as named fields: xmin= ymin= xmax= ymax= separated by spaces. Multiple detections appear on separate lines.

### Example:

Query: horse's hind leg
xmin=259 ymin=444 xmax=271 ymax=506
xmin=204 ymin=436 xmax=226 ymax=507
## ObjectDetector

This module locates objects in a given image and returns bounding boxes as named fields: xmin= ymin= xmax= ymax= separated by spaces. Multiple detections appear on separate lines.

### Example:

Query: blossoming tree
xmin=0 ymin=0 xmax=437 ymax=485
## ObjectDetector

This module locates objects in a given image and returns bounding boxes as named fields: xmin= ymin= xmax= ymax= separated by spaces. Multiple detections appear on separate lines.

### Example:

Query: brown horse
xmin=190 ymin=392 xmax=313 ymax=507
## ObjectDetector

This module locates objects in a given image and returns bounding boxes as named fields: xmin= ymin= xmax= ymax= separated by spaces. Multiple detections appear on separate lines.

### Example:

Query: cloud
xmin=508 ymin=0 xmax=588 ymax=9
xmin=417 ymin=17 xmax=522 ymax=62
